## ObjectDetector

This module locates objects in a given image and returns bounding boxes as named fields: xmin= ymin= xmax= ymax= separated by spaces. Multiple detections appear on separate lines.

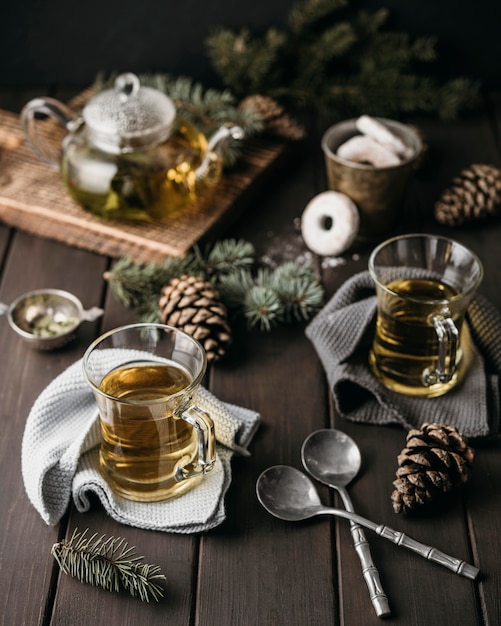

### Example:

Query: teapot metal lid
xmin=82 ymin=73 xmax=176 ymax=153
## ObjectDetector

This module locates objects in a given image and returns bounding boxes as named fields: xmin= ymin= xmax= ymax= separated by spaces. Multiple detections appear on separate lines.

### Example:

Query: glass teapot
xmin=20 ymin=73 xmax=244 ymax=221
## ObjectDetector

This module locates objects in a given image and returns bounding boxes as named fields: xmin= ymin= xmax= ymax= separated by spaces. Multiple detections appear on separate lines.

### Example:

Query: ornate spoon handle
xmin=321 ymin=507 xmax=479 ymax=580
xmin=338 ymin=487 xmax=391 ymax=618
xmin=374 ymin=524 xmax=478 ymax=580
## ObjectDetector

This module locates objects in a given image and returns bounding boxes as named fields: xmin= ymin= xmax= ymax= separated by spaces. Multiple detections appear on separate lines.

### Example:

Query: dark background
xmin=1 ymin=0 xmax=500 ymax=90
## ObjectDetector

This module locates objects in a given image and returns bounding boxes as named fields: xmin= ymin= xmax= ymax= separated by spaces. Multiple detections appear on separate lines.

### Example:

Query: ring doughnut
xmin=301 ymin=191 xmax=359 ymax=256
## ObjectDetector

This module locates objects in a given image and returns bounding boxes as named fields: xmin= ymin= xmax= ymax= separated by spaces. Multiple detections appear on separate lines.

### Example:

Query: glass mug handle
xmin=423 ymin=313 xmax=459 ymax=386
xmin=175 ymin=404 xmax=216 ymax=481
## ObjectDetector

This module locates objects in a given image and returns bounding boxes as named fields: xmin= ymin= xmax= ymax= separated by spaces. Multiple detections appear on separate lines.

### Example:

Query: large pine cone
xmin=158 ymin=275 xmax=231 ymax=362
xmin=391 ymin=422 xmax=474 ymax=514
xmin=434 ymin=163 xmax=501 ymax=227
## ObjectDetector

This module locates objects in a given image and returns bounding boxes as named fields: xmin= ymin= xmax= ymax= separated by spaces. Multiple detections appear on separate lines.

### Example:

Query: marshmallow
xmin=355 ymin=115 xmax=414 ymax=160
xmin=337 ymin=135 xmax=401 ymax=168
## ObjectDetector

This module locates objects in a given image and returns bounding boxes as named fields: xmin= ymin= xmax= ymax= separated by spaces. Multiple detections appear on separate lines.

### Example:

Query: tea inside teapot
xmin=62 ymin=114 xmax=214 ymax=221
xmin=21 ymin=73 xmax=243 ymax=222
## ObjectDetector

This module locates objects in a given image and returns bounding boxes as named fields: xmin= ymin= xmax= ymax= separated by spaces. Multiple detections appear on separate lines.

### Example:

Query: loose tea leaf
xmin=30 ymin=314 xmax=79 ymax=337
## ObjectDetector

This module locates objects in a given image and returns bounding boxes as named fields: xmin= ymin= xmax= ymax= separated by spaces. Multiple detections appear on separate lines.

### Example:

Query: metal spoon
xmin=256 ymin=465 xmax=479 ymax=580
xmin=302 ymin=429 xmax=390 ymax=618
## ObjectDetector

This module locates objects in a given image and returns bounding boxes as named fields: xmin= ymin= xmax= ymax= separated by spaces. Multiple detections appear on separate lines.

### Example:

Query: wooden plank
xmin=196 ymin=147 xmax=338 ymax=625
xmin=200 ymin=326 xmax=336 ymax=626
xmin=458 ymin=91 xmax=501 ymax=626
xmin=0 ymin=232 xmax=108 ymax=626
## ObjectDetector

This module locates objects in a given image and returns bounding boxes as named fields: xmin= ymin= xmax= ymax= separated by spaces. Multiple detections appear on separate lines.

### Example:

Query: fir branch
xmin=206 ymin=238 xmax=256 ymax=277
xmin=275 ymin=275 xmax=325 ymax=322
xmin=52 ymin=528 xmax=166 ymax=602
xmin=206 ymin=0 xmax=479 ymax=119
xmin=104 ymin=240 xmax=324 ymax=333
xmin=243 ymin=284 xmax=283 ymax=331
xmin=269 ymin=261 xmax=324 ymax=322
xmin=288 ymin=0 xmax=348 ymax=33
xmin=104 ymin=255 xmax=198 ymax=309
xmin=207 ymin=28 xmax=288 ymax=99
xmin=354 ymin=7 xmax=389 ymax=37
xmin=216 ymin=267 xmax=257 ymax=309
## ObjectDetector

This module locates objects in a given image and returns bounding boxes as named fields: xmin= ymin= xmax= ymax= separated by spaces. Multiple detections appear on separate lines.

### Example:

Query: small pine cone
xmin=239 ymin=94 xmax=305 ymax=141
xmin=434 ymin=163 xmax=501 ymax=227
xmin=391 ymin=422 xmax=474 ymax=514
xmin=158 ymin=275 xmax=231 ymax=362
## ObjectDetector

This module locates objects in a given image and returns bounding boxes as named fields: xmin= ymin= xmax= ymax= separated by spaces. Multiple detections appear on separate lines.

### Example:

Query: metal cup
xmin=321 ymin=118 xmax=422 ymax=241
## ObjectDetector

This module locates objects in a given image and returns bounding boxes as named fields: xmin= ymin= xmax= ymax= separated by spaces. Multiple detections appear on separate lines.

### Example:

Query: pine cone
xmin=158 ymin=275 xmax=231 ymax=362
xmin=391 ymin=422 xmax=474 ymax=514
xmin=434 ymin=163 xmax=501 ymax=227
xmin=239 ymin=95 xmax=305 ymax=140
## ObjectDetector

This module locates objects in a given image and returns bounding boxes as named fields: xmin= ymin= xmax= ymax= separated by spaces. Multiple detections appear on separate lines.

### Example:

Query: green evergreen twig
xmin=104 ymin=239 xmax=324 ymax=332
xmin=206 ymin=0 xmax=480 ymax=120
xmin=51 ymin=528 xmax=166 ymax=602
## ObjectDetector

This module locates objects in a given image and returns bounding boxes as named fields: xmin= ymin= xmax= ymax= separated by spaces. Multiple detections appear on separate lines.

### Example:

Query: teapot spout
xmin=195 ymin=125 xmax=244 ymax=181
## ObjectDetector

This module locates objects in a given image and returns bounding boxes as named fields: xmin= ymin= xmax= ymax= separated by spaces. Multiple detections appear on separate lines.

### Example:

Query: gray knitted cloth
xmin=22 ymin=358 xmax=260 ymax=533
xmin=306 ymin=271 xmax=501 ymax=439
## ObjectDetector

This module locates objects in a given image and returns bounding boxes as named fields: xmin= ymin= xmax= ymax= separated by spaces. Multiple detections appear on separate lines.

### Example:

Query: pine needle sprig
xmin=105 ymin=239 xmax=255 ymax=310
xmin=268 ymin=261 xmax=325 ymax=322
xmin=243 ymin=284 xmax=283 ymax=331
xmin=103 ymin=255 xmax=199 ymax=309
xmin=214 ymin=267 xmax=256 ymax=309
xmin=206 ymin=0 xmax=479 ymax=119
xmin=51 ymin=528 xmax=166 ymax=602
xmin=104 ymin=240 xmax=324 ymax=333
xmin=205 ymin=238 xmax=256 ymax=278
xmin=288 ymin=0 xmax=348 ymax=34
xmin=217 ymin=260 xmax=325 ymax=329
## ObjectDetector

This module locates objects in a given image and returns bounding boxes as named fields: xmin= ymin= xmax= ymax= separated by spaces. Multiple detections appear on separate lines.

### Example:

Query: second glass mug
xmin=368 ymin=234 xmax=483 ymax=398
xmin=83 ymin=323 xmax=216 ymax=502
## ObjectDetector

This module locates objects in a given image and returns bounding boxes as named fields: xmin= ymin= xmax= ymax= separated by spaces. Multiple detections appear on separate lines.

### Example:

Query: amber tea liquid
xmin=369 ymin=278 xmax=465 ymax=397
xmin=63 ymin=118 xmax=216 ymax=222
xmin=97 ymin=361 xmax=201 ymax=501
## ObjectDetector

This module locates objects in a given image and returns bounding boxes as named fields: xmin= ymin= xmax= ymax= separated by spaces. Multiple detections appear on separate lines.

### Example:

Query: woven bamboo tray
xmin=0 ymin=100 xmax=293 ymax=263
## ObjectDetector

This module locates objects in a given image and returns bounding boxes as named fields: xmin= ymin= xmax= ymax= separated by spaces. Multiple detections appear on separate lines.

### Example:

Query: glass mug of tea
xmin=83 ymin=323 xmax=216 ymax=502
xmin=368 ymin=234 xmax=483 ymax=398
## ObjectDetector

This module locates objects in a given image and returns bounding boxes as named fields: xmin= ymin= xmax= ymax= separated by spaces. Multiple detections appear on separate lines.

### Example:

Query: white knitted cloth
xmin=22 ymin=358 xmax=260 ymax=533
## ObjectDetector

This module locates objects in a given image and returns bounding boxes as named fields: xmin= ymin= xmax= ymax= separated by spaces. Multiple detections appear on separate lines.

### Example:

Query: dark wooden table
xmin=1 ymin=87 xmax=500 ymax=626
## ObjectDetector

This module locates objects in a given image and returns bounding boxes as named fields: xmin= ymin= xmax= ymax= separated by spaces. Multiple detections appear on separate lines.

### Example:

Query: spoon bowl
xmin=256 ymin=465 xmax=325 ymax=522
xmin=301 ymin=429 xmax=361 ymax=489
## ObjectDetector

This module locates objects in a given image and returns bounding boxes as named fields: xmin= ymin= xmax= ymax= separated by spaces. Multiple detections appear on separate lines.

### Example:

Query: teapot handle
xmin=20 ymin=97 xmax=77 ymax=168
